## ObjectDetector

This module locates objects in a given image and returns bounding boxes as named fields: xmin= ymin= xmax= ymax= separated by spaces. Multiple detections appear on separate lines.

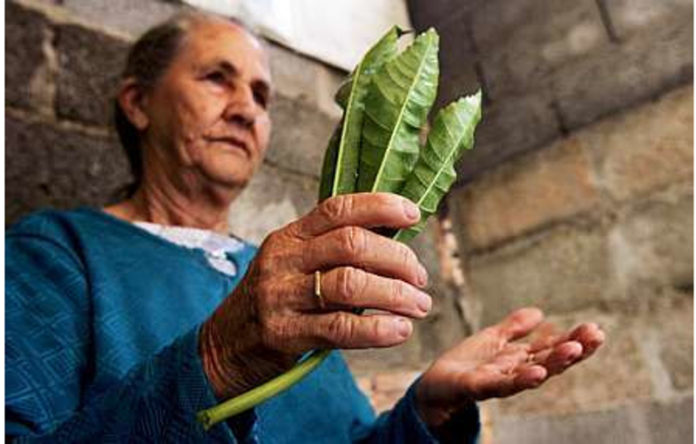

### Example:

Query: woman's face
xmin=141 ymin=20 xmax=272 ymax=192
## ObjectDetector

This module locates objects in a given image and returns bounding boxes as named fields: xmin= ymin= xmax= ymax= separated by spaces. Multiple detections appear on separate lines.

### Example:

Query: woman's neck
xmin=105 ymin=179 xmax=237 ymax=235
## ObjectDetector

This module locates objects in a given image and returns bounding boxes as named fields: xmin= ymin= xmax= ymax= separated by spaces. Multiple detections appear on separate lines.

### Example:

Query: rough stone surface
xmin=6 ymin=115 xmax=131 ymax=225
xmin=265 ymin=94 xmax=339 ymax=178
xmin=455 ymin=92 xmax=561 ymax=182
xmin=355 ymin=370 xmax=421 ymax=413
xmin=604 ymin=0 xmax=693 ymax=40
xmin=405 ymin=0 xmax=476 ymax=31
xmin=451 ymin=137 xmax=600 ymax=250
xmin=473 ymin=0 xmax=606 ymax=100
xmin=587 ymin=86 xmax=693 ymax=202
xmin=644 ymin=396 xmax=694 ymax=444
xmin=608 ymin=193 xmax=693 ymax=300
xmin=466 ymin=225 xmax=616 ymax=325
xmin=226 ymin=163 xmax=317 ymax=245
xmin=494 ymin=310 xmax=653 ymax=416
xmin=267 ymin=44 xmax=345 ymax=119
xmin=493 ymin=396 xmax=694 ymax=444
xmin=6 ymin=1 xmax=49 ymax=111
xmin=55 ymin=23 xmax=129 ymax=126
xmin=38 ymin=0 xmax=180 ymax=39
xmin=492 ymin=404 xmax=640 ymax=444
xmin=552 ymin=13 xmax=693 ymax=130
xmin=343 ymin=331 xmax=426 ymax=376
xmin=652 ymin=297 xmax=694 ymax=391
xmin=433 ymin=16 xmax=480 ymax=111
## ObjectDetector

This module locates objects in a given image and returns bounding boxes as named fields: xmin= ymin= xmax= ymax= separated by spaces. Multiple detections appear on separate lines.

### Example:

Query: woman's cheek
xmin=256 ymin=118 xmax=271 ymax=156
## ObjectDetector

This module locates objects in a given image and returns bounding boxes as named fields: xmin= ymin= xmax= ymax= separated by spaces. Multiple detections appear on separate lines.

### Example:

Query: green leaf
xmin=319 ymin=26 xmax=402 ymax=201
xmin=357 ymin=28 xmax=440 ymax=194
xmin=394 ymin=90 xmax=482 ymax=242
xmin=318 ymin=125 xmax=342 ymax=201
xmin=334 ymin=77 xmax=353 ymax=109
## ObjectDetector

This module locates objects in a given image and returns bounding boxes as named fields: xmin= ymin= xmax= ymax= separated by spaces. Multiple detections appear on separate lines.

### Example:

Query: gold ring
xmin=314 ymin=270 xmax=325 ymax=308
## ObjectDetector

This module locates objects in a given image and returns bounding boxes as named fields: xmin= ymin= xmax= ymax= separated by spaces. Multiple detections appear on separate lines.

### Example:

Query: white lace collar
xmin=133 ymin=221 xmax=245 ymax=276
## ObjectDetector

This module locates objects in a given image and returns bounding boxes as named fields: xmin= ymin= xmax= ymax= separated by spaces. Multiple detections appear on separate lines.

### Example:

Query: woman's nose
xmin=223 ymin=84 xmax=259 ymax=129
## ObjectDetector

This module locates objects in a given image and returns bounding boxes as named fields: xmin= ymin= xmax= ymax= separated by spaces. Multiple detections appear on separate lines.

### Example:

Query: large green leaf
xmin=394 ymin=91 xmax=482 ymax=242
xmin=318 ymin=125 xmax=343 ymax=201
xmin=318 ymin=26 xmax=402 ymax=201
xmin=357 ymin=28 xmax=439 ymax=193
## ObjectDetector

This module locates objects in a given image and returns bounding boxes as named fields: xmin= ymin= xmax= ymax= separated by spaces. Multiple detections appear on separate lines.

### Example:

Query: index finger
xmin=494 ymin=307 xmax=545 ymax=341
xmin=287 ymin=193 xmax=421 ymax=239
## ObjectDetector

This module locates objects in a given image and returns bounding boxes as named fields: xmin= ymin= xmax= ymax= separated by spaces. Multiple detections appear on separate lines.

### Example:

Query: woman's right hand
xmin=199 ymin=192 xmax=433 ymax=399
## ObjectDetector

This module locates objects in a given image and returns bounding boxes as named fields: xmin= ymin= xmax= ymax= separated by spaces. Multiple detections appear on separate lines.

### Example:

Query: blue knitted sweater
xmin=5 ymin=208 xmax=479 ymax=443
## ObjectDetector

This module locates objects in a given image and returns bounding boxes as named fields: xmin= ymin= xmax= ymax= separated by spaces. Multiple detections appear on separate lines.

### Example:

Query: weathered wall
xmin=6 ymin=0 xmax=694 ymax=440
xmin=5 ymin=0 xmax=470 ymax=414
xmin=409 ymin=0 xmax=693 ymax=442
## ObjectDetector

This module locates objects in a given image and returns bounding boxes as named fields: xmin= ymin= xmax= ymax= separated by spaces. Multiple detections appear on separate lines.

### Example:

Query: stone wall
xmin=409 ymin=0 xmax=693 ymax=442
xmin=5 ymin=0 xmax=471 ymax=418
xmin=6 ymin=0 xmax=694 ymax=441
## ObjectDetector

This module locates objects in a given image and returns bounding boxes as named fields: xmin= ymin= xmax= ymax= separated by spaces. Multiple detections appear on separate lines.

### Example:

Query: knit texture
xmin=6 ymin=208 xmax=479 ymax=443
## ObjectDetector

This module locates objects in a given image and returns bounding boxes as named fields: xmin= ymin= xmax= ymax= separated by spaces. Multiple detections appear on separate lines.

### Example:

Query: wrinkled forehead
xmin=177 ymin=18 xmax=271 ymax=82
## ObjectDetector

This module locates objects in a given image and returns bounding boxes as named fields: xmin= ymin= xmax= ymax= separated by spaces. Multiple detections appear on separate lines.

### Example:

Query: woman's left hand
xmin=414 ymin=307 xmax=605 ymax=431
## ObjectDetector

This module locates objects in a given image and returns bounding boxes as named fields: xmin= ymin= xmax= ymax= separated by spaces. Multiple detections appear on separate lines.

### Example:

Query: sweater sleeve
xmin=350 ymin=378 xmax=480 ymax=444
xmin=5 ymin=234 xmax=237 ymax=442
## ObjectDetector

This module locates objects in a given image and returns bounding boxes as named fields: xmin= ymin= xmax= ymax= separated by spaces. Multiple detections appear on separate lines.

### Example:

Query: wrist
xmin=415 ymin=380 xmax=477 ymax=435
xmin=414 ymin=380 xmax=454 ymax=429
xmin=199 ymin=285 xmax=298 ymax=399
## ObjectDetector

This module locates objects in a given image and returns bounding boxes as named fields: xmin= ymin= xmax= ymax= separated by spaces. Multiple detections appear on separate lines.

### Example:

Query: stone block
xmin=406 ymin=0 xmax=475 ymax=31
xmin=455 ymin=92 xmax=561 ymax=182
xmin=433 ymin=17 xmax=480 ymax=111
xmin=587 ymin=86 xmax=693 ymax=202
xmin=552 ymin=13 xmax=693 ymax=130
xmin=267 ymin=43 xmax=345 ymax=119
xmin=643 ymin=396 xmax=694 ymax=444
xmin=604 ymin=0 xmax=693 ymax=40
xmin=265 ymin=94 xmax=339 ymax=178
xmin=6 ymin=1 xmax=49 ymax=111
xmin=47 ymin=0 xmax=180 ymax=39
xmin=355 ymin=370 xmax=421 ymax=413
xmin=466 ymin=225 xmax=615 ymax=325
xmin=473 ymin=0 xmax=606 ymax=99
xmin=644 ymin=293 xmax=693 ymax=392
xmin=451 ymin=136 xmax=600 ymax=250
xmin=492 ymin=405 xmax=640 ymax=444
xmin=6 ymin=115 xmax=131 ymax=226
xmin=608 ymin=194 xmax=693 ymax=299
xmin=494 ymin=310 xmax=653 ymax=416
xmin=493 ymin=396 xmax=694 ymax=444
xmin=226 ymin=162 xmax=317 ymax=245
xmin=343 ymin=333 xmax=426 ymax=376
xmin=55 ymin=23 xmax=129 ymax=126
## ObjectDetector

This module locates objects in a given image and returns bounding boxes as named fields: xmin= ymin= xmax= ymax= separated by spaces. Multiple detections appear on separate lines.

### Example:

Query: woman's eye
xmin=253 ymin=90 xmax=268 ymax=109
xmin=206 ymin=71 xmax=226 ymax=84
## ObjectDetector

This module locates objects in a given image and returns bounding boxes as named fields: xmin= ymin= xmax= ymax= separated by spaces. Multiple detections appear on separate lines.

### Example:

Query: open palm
xmin=415 ymin=308 xmax=605 ymax=429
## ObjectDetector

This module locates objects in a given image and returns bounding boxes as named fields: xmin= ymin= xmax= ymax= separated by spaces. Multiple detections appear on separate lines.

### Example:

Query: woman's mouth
xmin=208 ymin=136 xmax=251 ymax=157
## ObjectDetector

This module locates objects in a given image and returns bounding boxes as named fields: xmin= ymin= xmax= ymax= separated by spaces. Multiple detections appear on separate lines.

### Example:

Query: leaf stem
xmin=196 ymin=349 xmax=332 ymax=430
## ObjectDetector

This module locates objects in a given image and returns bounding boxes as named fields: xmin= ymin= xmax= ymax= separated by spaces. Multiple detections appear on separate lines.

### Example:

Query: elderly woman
xmin=6 ymin=11 xmax=605 ymax=443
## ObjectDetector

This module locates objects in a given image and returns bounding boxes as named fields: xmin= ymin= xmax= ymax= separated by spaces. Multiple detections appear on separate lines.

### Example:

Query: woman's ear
xmin=118 ymin=78 xmax=149 ymax=130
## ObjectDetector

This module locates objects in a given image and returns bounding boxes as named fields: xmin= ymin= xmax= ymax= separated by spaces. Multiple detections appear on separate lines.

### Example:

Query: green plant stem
xmin=196 ymin=349 xmax=332 ymax=430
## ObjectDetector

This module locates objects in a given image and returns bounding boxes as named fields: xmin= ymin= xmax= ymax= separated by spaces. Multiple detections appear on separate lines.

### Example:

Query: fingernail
xmin=418 ymin=264 xmax=428 ymax=287
xmin=403 ymin=200 xmax=420 ymax=220
xmin=416 ymin=291 xmax=432 ymax=313
xmin=395 ymin=318 xmax=412 ymax=338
